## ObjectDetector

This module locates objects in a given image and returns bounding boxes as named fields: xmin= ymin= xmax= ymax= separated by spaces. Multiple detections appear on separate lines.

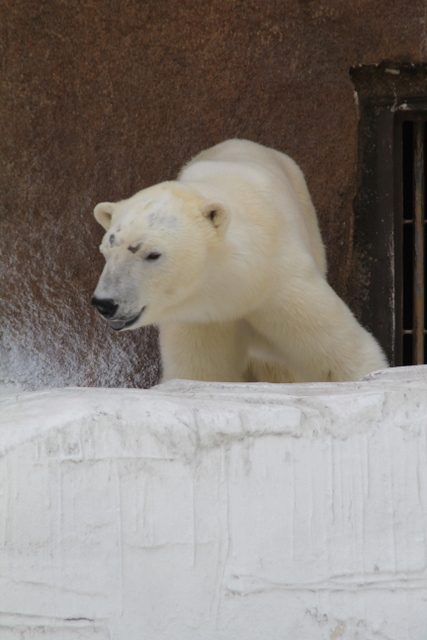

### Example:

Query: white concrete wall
xmin=1 ymin=366 xmax=427 ymax=639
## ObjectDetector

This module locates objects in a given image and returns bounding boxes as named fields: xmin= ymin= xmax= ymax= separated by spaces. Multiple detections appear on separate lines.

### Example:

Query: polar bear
xmin=91 ymin=139 xmax=387 ymax=383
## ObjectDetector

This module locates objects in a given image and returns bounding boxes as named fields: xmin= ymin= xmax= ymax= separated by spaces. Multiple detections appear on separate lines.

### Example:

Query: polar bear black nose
xmin=91 ymin=296 xmax=118 ymax=319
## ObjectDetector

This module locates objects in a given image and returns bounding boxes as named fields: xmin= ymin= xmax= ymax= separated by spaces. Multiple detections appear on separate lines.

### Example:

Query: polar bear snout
xmin=91 ymin=296 xmax=118 ymax=319
xmin=91 ymin=296 xmax=146 ymax=331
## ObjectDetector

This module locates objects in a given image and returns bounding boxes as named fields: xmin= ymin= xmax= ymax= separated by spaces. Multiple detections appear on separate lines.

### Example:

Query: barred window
xmin=396 ymin=114 xmax=426 ymax=364
xmin=350 ymin=64 xmax=427 ymax=366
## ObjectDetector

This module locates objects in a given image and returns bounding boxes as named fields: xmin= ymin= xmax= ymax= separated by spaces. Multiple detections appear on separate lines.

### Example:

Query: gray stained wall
xmin=1 ymin=0 xmax=425 ymax=391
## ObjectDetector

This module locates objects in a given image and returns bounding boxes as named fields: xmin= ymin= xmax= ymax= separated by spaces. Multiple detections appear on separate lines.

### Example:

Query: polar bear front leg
xmin=159 ymin=321 xmax=247 ymax=383
xmin=246 ymin=275 xmax=388 ymax=382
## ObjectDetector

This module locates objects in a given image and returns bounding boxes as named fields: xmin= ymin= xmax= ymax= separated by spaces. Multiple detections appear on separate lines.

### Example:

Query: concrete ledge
xmin=1 ymin=366 xmax=427 ymax=639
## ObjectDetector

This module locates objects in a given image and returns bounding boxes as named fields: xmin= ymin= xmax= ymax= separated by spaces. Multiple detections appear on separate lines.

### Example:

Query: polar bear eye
xmin=146 ymin=252 xmax=161 ymax=261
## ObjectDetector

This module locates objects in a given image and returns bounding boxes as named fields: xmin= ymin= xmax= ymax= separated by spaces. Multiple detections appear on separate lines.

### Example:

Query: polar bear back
xmin=180 ymin=139 xmax=327 ymax=277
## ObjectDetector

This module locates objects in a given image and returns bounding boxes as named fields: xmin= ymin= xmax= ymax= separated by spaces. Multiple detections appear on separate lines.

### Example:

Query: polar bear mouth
xmin=108 ymin=308 xmax=145 ymax=331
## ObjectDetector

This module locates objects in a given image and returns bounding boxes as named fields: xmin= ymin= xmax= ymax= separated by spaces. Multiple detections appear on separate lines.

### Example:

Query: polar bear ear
xmin=201 ymin=202 xmax=230 ymax=233
xmin=94 ymin=202 xmax=115 ymax=231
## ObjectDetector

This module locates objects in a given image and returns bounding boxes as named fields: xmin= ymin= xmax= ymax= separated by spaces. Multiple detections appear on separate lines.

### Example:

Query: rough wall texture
xmin=1 ymin=0 xmax=425 ymax=390
xmin=2 ymin=367 xmax=427 ymax=639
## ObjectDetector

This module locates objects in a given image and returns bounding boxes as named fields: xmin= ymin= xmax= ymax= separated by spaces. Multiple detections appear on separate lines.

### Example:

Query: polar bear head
xmin=91 ymin=181 xmax=229 ymax=330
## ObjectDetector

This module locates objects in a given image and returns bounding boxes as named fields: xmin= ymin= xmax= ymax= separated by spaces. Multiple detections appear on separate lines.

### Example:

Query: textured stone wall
xmin=1 ymin=0 xmax=425 ymax=390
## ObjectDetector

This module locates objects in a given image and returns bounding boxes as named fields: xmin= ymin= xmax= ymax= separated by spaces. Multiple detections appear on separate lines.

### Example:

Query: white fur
xmin=93 ymin=139 xmax=388 ymax=383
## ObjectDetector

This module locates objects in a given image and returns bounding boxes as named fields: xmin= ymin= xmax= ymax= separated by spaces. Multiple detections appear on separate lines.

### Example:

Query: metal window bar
xmin=398 ymin=115 xmax=426 ymax=365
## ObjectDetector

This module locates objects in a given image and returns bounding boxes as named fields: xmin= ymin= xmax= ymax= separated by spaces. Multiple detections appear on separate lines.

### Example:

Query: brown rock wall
xmin=1 ymin=0 xmax=425 ymax=390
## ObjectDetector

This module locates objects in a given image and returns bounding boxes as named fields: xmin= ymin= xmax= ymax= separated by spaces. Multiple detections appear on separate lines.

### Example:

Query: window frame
xmin=350 ymin=64 xmax=427 ymax=366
